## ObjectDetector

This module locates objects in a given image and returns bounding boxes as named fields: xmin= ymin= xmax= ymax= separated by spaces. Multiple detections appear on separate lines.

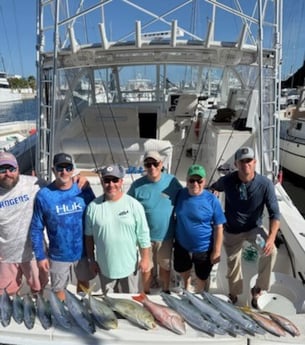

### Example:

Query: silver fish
xmin=261 ymin=311 xmax=300 ymax=337
xmin=0 ymin=288 xmax=13 ymax=327
xmin=87 ymin=294 xmax=118 ymax=330
xmin=48 ymin=289 xmax=72 ymax=329
xmin=12 ymin=294 xmax=24 ymax=324
xmin=64 ymin=289 xmax=96 ymax=334
xmin=201 ymin=291 xmax=261 ymax=336
xmin=160 ymin=292 xmax=218 ymax=336
xmin=36 ymin=293 xmax=53 ymax=329
xmin=103 ymin=295 xmax=156 ymax=330
xmin=183 ymin=290 xmax=237 ymax=336
xmin=23 ymin=294 xmax=36 ymax=329
xmin=132 ymin=292 xmax=186 ymax=335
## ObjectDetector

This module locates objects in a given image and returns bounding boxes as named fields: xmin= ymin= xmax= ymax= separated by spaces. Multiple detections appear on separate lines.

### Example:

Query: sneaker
xmin=228 ymin=293 xmax=238 ymax=305
xmin=251 ymin=287 xmax=262 ymax=309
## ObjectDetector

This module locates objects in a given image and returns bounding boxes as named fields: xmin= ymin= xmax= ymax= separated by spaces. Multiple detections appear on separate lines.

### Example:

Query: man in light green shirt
xmin=85 ymin=163 xmax=151 ymax=293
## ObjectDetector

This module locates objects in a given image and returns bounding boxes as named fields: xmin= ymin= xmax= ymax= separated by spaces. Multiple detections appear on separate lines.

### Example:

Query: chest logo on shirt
xmin=56 ymin=202 xmax=83 ymax=215
xmin=118 ymin=210 xmax=129 ymax=216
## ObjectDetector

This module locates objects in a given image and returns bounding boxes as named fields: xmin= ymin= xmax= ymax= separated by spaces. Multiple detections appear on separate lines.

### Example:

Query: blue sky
xmin=0 ymin=0 xmax=304 ymax=80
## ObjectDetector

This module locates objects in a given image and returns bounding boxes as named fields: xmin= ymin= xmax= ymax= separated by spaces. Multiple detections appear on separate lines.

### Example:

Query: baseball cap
xmin=53 ymin=153 xmax=73 ymax=166
xmin=187 ymin=164 xmax=206 ymax=178
xmin=144 ymin=151 xmax=162 ymax=162
xmin=234 ymin=147 xmax=255 ymax=161
xmin=0 ymin=152 xmax=18 ymax=168
xmin=100 ymin=164 xmax=125 ymax=179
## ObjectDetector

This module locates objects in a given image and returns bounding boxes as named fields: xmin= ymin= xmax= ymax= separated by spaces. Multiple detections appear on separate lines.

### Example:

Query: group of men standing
xmin=0 ymin=145 xmax=280 ymax=308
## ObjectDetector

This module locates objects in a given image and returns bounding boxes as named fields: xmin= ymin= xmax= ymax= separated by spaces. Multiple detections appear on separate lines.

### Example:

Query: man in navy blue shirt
xmin=210 ymin=147 xmax=280 ymax=307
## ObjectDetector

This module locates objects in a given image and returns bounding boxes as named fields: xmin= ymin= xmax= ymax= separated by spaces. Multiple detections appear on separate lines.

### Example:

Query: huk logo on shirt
xmin=56 ymin=202 xmax=83 ymax=215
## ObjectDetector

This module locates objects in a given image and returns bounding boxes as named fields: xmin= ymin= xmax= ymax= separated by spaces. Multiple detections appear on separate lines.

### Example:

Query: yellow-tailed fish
xmin=103 ymin=294 xmax=156 ymax=330
xmin=242 ymin=308 xmax=286 ymax=337
xmin=261 ymin=311 xmax=300 ymax=337
xmin=132 ymin=292 xmax=186 ymax=335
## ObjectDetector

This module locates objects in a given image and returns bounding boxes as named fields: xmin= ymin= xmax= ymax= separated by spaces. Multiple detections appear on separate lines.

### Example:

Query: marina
xmin=1 ymin=0 xmax=305 ymax=344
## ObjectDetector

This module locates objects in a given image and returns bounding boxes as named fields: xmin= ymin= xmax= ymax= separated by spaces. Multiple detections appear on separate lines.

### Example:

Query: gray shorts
xmin=50 ymin=258 xmax=96 ymax=292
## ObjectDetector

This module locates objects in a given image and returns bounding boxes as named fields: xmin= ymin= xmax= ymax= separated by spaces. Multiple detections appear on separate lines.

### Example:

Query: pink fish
xmin=132 ymin=293 xmax=186 ymax=335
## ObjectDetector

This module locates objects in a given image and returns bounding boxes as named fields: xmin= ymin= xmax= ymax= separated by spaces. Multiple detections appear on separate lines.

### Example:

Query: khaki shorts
xmin=151 ymin=240 xmax=173 ymax=271
xmin=0 ymin=260 xmax=49 ymax=295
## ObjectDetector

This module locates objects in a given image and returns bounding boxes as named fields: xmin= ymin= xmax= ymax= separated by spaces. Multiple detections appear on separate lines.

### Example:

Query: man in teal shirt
xmin=85 ymin=163 xmax=151 ymax=293
xmin=128 ymin=151 xmax=182 ymax=294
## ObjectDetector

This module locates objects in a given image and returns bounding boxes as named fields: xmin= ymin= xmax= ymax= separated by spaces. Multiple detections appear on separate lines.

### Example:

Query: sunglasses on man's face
xmin=54 ymin=164 xmax=74 ymax=172
xmin=103 ymin=177 xmax=120 ymax=184
xmin=188 ymin=178 xmax=204 ymax=184
xmin=144 ymin=161 xmax=160 ymax=168
xmin=239 ymin=158 xmax=253 ymax=164
xmin=0 ymin=165 xmax=17 ymax=174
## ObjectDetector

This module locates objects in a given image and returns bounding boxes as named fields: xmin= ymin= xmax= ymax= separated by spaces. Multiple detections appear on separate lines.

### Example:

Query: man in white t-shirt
xmin=0 ymin=152 xmax=49 ymax=295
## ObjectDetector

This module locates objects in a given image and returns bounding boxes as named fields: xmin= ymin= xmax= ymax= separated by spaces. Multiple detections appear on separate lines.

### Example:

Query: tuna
xmin=36 ymin=293 xmax=53 ymax=330
xmin=64 ymin=289 xmax=96 ymax=334
xmin=0 ymin=288 xmax=13 ymax=327
xmin=23 ymin=294 xmax=36 ymax=329
xmin=48 ymin=289 xmax=73 ymax=329
xmin=12 ymin=294 xmax=24 ymax=324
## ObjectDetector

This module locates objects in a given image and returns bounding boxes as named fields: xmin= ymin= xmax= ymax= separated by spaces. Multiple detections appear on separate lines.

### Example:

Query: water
xmin=0 ymin=98 xmax=37 ymax=123
xmin=282 ymin=168 xmax=305 ymax=218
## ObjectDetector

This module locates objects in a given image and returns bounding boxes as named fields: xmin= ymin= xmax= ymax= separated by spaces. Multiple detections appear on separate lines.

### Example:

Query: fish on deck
xmin=132 ymin=292 xmax=186 ymax=335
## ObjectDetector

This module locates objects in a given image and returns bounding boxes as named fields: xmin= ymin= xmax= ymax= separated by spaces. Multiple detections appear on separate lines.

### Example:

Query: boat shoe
xmin=251 ymin=286 xmax=262 ymax=309
xmin=228 ymin=293 xmax=238 ymax=305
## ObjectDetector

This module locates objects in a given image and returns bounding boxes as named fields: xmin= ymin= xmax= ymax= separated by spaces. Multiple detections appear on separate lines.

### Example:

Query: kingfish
xmin=0 ymin=288 xmax=13 ymax=327
xmin=261 ymin=311 xmax=300 ymax=337
xmin=103 ymin=294 xmax=156 ymax=330
xmin=48 ymin=289 xmax=73 ymax=329
xmin=79 ymin=284 xmax=118 ymax=330
xmin=64 ymin=289 xmax=96 ymax=334
xmin=183 ymin=290 xmax=237 ymax=336
xmin=23 ymin=294 xmax=36 ymax=329
xmin=36 ymin=293 xmax=53 ymax=330
xmin=201 ymin=291 xmax=263 ymax=336
xmin=132 ymin=292 xmax=186 ymax=335
xmin=160 ymin=291 xmax=220 ymax=336
xmin=12 ymin=294 xmax=24 ymax=324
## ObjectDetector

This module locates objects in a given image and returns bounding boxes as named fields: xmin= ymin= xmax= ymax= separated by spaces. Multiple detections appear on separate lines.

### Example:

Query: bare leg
xmin=142 ymin=269 xmax=152 ymax=293
xmin=77 ymin=280 xmax=89 ymax=294
xmin=180 ymin=270 xmax=192 ymax=290
xmin=159 ymin=266 xmax=171 ymax=291
xmin=56 ymin=290 xmax=65 ymax=301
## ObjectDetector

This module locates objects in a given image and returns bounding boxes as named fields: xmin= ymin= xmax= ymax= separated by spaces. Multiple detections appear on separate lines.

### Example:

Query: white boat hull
xmin=280 ymin=138 xmax=305 ymax=178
